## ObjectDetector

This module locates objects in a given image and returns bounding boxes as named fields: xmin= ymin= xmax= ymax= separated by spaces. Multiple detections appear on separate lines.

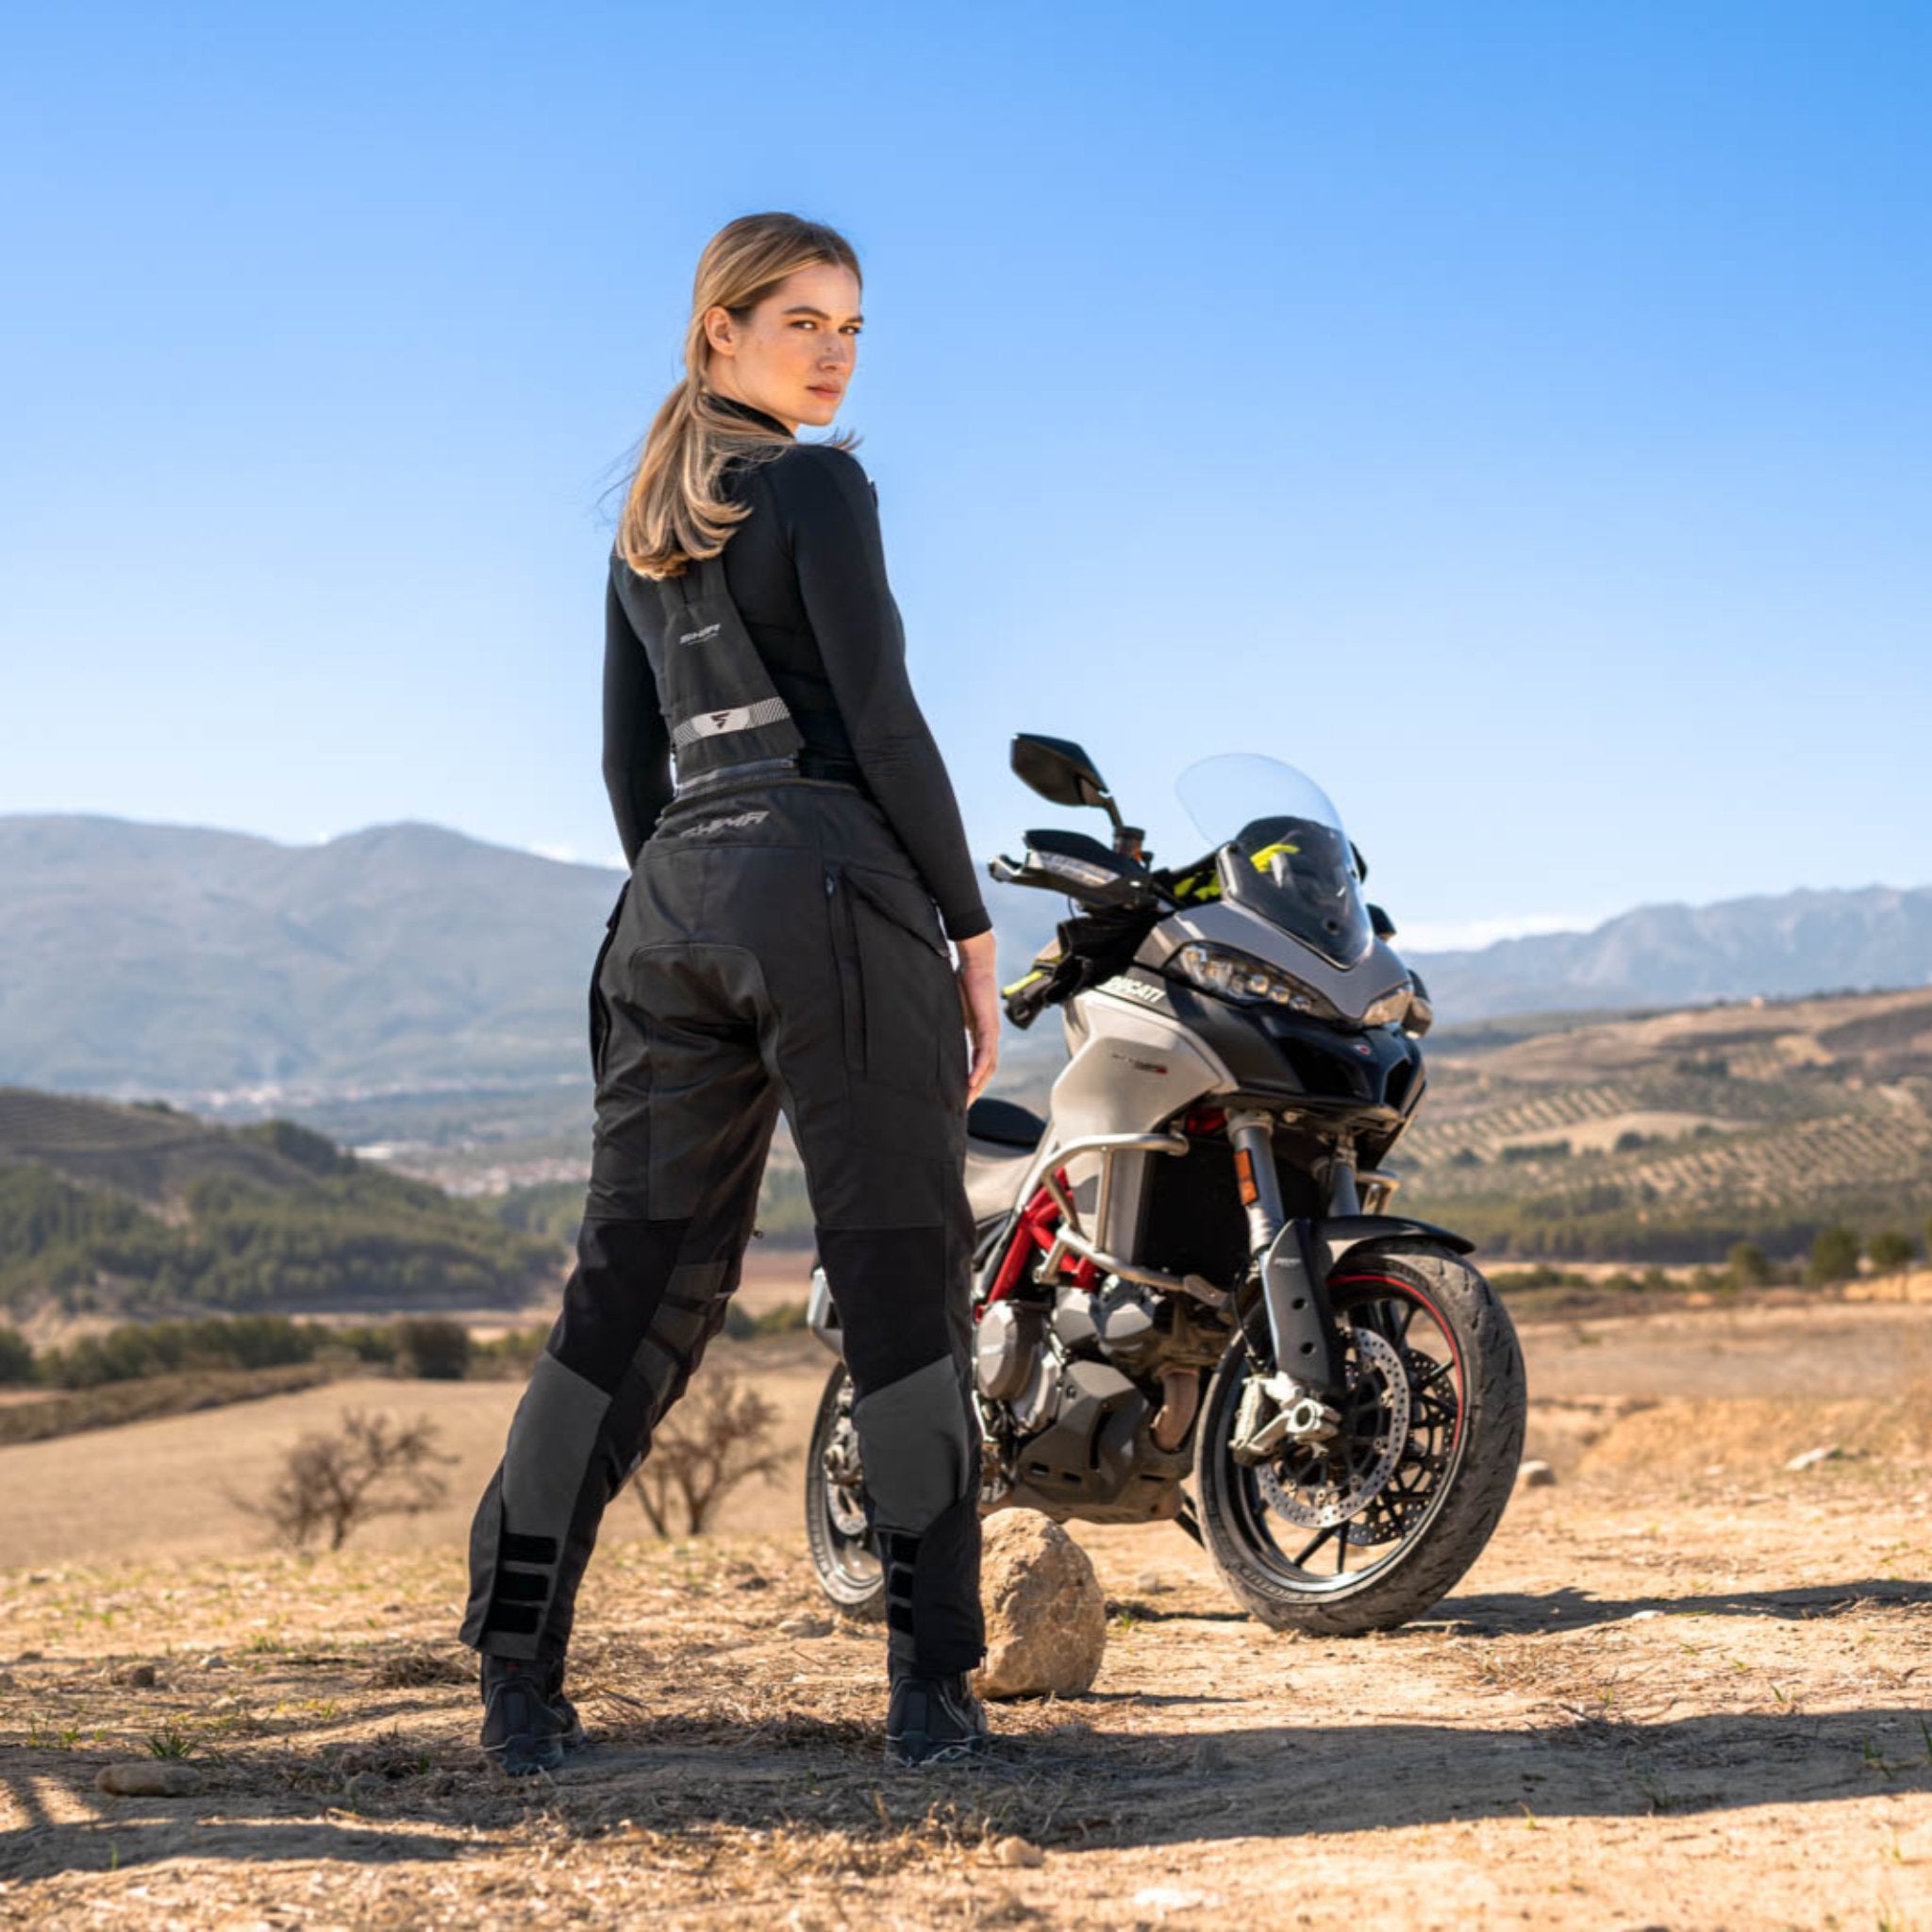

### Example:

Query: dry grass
xmin=0 ymin=1331 xmax=832 ymax=1569
xmin=3 ymin=1491 xmax=1932 ymax=1928
xmin=1583 ymin=1380 xmax=1932 ymax=1474
xmin=5 ymin=1296 xmax=1932 ymax=1926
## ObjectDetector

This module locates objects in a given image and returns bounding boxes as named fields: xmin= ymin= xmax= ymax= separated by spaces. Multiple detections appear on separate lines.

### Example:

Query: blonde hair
xmin=618 ymin=213 xmax=861 ymax=579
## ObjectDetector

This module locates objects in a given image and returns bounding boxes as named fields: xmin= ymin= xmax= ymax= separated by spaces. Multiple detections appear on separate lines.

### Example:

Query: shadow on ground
xmin=7 ymin=1696 xmax=1930 ymax=1880
xmin=1442 ymin=1577 xmax=1932 ymax=1633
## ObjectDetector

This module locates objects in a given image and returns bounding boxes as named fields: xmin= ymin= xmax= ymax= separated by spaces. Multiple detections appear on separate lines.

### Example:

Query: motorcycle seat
xmin=965 ymin=1096 xmax=1046 ymax=1148
xmin=963 ymin=1099 xmax=1045 ymax=1225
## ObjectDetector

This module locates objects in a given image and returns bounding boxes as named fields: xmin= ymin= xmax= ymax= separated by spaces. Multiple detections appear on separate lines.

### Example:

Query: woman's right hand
xmin=953 ymin=929 xmax=1001 ymax=1106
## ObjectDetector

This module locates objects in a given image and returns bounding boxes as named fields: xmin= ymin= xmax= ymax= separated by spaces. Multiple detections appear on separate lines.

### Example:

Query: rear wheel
xmin=1195 ymin=1243 xmax=1524 ymax=1635
xmin=804 ymin=1363 xmax=887 ymax=1621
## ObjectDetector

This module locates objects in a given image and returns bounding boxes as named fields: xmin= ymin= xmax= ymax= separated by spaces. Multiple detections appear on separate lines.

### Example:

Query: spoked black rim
xmin=812 ymin=1372 xmax=882 ymax=1594
xmin=1224 ymin=1271 xmax=1467 ymax=1594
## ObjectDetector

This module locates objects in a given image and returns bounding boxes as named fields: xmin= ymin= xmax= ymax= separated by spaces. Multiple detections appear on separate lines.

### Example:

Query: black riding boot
xmin=479 ymin=1655 xmax=587 ymax=1776
xmin=885 ymin=1656 xmax=990 ymax=1768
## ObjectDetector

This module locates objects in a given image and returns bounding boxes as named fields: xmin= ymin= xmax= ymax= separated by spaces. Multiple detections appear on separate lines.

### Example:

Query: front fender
xmin=1253 ymin=1214 xmax=1475 ymax=1395
xmin=1318 ymin=1214 xmax=1474 ymax=1271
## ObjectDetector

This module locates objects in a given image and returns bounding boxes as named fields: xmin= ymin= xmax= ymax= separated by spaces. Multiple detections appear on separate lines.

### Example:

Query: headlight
xmin=1170 ymin=943 xmax=1418 ymax=1029
xmin=1169 ymin=942 xmax=1340 ymax=1016
xmin=1361 ymin=982 xmax=1416 ymax=1027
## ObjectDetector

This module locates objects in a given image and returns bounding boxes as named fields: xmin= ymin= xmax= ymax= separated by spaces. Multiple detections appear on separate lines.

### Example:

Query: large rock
xmin=974 ymin=1510 xmax=1107 ymax=1700
xmin=95 ymin=1760 xmax=200 ymax=1797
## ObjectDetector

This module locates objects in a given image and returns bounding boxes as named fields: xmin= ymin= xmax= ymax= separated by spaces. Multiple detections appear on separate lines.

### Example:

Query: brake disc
xmin=1257 ymin=1327 xmax=1412 ymax=1530
xmin=820 ymin=1409 xmax=870 ymax=1538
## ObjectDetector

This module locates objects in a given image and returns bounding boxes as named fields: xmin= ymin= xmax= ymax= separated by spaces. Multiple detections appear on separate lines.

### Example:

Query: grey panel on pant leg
xmin=501 ymin=1352 xmax=613 ymax=1541
xmin=458 ymin=1469 xmax=508 ymax=1651
xmin=852 ymin=1355 xmax=974 ymax=1531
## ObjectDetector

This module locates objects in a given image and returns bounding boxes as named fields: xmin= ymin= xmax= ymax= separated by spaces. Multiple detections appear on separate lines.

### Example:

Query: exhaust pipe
xmin=1151 ymin=1366 xmax=1201 ymax=1451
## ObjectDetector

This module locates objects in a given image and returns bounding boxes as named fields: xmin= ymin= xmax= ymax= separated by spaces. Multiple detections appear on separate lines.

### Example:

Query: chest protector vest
xmin=638 ymin=551 xmax=804 ymax=785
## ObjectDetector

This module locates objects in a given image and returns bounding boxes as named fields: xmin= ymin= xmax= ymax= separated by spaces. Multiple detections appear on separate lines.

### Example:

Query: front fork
xmin=1226 ymin=1110 xmax=1350 ymax=1406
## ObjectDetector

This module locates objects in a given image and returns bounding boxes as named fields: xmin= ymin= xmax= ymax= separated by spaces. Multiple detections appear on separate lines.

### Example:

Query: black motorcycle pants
xmin=458 ymin=777 xmax=983 ymax=1676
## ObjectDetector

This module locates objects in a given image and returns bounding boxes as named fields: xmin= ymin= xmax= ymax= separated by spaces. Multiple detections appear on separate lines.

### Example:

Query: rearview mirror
xmin=1011 ymin=733 xmax=1116 ymax=818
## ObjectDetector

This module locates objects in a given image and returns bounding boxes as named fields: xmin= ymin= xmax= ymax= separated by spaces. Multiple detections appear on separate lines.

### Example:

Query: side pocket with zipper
xmin=839 ymin=867 xmax=950 ymax=959
xmin=825 ymin=865 xmax=868 ymax=1078
xmin=587 ymin=879 xmax=629 ymax=1084
xmin=836 ymin=866 xmax=955 ymax=1093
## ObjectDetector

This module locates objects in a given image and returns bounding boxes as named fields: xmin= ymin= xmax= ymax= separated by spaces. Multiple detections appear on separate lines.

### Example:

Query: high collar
xmin=707 ymin=391 xmax=794 ymax=440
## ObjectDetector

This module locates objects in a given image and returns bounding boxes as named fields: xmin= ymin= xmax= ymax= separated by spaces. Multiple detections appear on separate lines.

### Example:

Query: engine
xmin=974 ymin=1276 xmax=1223 ymax=1523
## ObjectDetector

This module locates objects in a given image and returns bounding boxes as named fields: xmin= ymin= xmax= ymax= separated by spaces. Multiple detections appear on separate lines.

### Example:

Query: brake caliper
xmin=1229 ymin=1370 xmax=1341 ymax=1465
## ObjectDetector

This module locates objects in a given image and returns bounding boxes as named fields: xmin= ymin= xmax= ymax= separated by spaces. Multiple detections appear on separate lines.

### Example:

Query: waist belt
xmin=672 ymin=750 xmax=865 ymax=800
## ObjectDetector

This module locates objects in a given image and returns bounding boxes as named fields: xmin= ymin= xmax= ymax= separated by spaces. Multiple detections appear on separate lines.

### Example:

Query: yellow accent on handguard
xmin=1002 ymin=969 xmax=1048 ymax=998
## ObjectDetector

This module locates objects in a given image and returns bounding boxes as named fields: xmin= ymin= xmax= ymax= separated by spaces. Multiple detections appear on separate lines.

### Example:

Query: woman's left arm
xmin=781 ymin=448 xmax=991 ymax=942
xmin=602 ymin=570 xmax=673 ymax=868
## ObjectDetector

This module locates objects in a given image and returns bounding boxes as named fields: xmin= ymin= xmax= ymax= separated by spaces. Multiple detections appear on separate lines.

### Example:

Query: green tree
xmin=1726 ymin=1241 xmax=1773 ymax=1288
xmin=394 ymin=1317 xmax=473 ymax=1381
xmin=1867 ymin=1229 xmax=1919 ymax=1274
xmin=1806 ymin=1224 xmax=1861 ymax=1287
xmin=0 ymin=1326 xmax=35 ymax=1385
xmin=235 ymin=1119 xmax=356 ymax=1175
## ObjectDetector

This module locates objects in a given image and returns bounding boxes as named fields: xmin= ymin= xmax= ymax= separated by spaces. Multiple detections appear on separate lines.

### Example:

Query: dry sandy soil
xmin=3 ymin=1285 xmax=1931 ymax=1929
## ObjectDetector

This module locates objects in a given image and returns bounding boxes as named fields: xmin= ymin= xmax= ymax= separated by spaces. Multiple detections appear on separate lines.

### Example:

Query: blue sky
xmin=2 ymin=2 xmax=1927 ymax=948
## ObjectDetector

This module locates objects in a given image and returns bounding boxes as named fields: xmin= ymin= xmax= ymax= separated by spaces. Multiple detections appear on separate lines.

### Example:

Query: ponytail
xmin=618 ymin=214 xmax=859 ymax=578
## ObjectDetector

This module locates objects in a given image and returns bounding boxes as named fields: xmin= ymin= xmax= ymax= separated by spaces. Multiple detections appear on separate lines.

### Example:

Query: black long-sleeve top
xmin=602 ymin=399 xmax=991 ymax=941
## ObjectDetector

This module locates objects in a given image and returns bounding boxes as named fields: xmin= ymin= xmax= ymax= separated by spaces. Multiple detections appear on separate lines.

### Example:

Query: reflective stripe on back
xmin=671 ymin=695 xmax=794 ymax=750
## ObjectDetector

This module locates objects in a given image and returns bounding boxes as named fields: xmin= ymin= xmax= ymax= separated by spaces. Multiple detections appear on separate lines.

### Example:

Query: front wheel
xmin=1195 ymin=1243 xmax=1525 ymax=1635
xmin=803 ymin=1363 xmax=886 ymax=1621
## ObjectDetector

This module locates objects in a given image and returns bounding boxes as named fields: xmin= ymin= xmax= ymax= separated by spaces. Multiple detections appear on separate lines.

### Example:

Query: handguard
xmin=1000 ymin=943 xmax=1076 ymax=1030
xmin=997 ymin=907 xmax=1164 ymax=1030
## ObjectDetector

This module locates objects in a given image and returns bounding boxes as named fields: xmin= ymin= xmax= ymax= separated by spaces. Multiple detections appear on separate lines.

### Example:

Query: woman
xmin=458 ymin=213 xmax=1001 ymax=1774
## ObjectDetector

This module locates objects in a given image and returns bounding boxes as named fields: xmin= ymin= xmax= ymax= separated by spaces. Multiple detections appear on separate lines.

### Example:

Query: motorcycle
xmin=803 ymin=734 xmax=1525 ymax=1634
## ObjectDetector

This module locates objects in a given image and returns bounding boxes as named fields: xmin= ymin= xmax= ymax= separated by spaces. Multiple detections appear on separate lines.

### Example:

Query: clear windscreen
xmin=1175 ymin=754 xmax=1374 ymax=968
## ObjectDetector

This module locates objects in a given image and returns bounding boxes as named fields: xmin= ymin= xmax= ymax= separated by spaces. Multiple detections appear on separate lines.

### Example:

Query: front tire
xmin=804 ymin=1363 xmax=887 ymax=1621
xmin=1196 ymin=1243 xmax=1524 ymax=1635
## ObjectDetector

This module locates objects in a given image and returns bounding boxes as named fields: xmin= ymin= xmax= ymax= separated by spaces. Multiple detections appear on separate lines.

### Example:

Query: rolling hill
xmin=0 ymin=1088 xmax=558 ymax=1320
xmin=0 ymin=815 xmax=621 ymax=1094
xmin=1397 ymin=985 xmax=1932 ymax=1261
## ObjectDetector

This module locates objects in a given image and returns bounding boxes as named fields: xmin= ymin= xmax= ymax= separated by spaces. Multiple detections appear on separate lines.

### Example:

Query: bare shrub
xmin=631 ymin=1370 xmax=786 ymax=1536
xmin=248 ymin=1408 xmax=453 ymax=1551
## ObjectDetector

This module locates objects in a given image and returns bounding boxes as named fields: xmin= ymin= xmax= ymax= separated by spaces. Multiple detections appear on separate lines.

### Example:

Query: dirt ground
xmin=3 ymin=1290 xmax=1930 ymax=1929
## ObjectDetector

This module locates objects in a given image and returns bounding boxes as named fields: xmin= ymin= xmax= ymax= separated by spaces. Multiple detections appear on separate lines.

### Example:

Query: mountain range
xmin=1407 ymin=885 xmax=1932 ymax=1023
xmin=0 ymin=815 xmax=620 ymax=1094
xmin=1 ymin=814 xmax=1926 ymax=1098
